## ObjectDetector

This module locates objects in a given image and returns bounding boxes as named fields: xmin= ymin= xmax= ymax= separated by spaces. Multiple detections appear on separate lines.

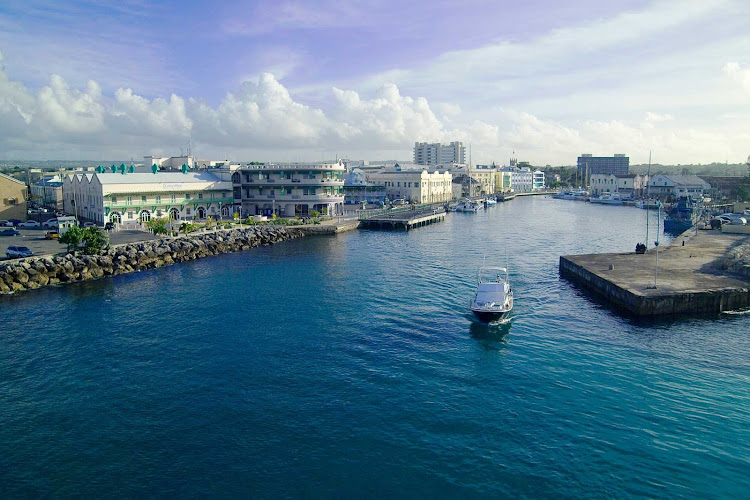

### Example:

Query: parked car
xmin=83 ymin=222 xmax=96 ymax=227
xmin=6 ymin=245 xmax=33 ymax=258
xmin=0 ymin=228 xmax=21 ymax=236
xmin=43 ymin=218 xmax=58 ymax=228
xmin=18 ymin=221 xmax=41 ymax=228
xmin=45 ymin=231 xmax=59 ymax=239
xmin=0 ymin=220 xmax=13 ymax=227
xmin=8 ymin=219 xmax=22 ymax=227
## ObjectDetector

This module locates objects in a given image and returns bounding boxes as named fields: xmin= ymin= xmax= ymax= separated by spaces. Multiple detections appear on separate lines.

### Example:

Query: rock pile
xmin=714 ymin=238 xmax=750 ymax=277
xmin=0 ymin=226 xmax=301 ymax=294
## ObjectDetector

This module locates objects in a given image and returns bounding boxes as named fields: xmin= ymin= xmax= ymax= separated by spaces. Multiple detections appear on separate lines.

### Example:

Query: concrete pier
xmin=359 ymin=208 xmax=446 ymax=230
xmin=559 ymin=230 xmax=750 ymax=316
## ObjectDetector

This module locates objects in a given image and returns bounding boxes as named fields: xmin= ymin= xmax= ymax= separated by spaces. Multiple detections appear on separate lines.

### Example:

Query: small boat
xmin=597 ymin=193 xmax=624 ymax=205
xmin=484 ymin=196 xmax=497 ymax=206
xmin=470 ymin=266 xmax=513 ymax=323
xmin=455 ymin=199 xmax=480 ymax=212
xmin=636 ymin=199 xmax=659 ymax=209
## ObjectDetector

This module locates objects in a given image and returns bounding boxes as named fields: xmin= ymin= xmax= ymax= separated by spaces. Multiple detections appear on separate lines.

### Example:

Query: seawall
xmin=559 ymin=231 xmax=750 ymax=316
xmin=0 ymin=226 xmax=301 ymax=295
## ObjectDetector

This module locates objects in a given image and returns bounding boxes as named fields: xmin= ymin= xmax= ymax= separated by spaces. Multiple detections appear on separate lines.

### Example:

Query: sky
xmin=0 ymin=0 xmax=748 ymax=165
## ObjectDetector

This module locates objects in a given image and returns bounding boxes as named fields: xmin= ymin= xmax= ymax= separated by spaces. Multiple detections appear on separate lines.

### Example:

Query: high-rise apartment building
xmin=577 ymin=154 xmax=629 ymax=183
xmin=413 ymin=141 xmax=466 ymax=165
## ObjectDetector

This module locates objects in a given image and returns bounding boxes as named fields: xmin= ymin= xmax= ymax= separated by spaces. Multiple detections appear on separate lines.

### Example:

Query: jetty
xmin=559 ymin=230 xmax=750 ymax=316
xmin=358 ymin=206 xmax=446 ymax=230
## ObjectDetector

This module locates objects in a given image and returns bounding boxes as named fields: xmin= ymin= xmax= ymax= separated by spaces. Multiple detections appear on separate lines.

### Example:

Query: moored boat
xmin=455 ymin=199 xmax=480 ymax=212
xmin=470 ymin=266 xmax=513 ymax=323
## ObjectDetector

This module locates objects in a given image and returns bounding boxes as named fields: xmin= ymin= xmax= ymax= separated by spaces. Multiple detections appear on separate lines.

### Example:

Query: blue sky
xmin=0 ymin=0 xmax=748 ymax=165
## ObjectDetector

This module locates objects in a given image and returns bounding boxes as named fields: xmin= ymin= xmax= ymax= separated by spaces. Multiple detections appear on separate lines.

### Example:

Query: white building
xmin=501 ymin=166 xmax=534 ymax=193
xmin=590 ymin=174 xmax=648 ymax=198
xmin=647 ymin=174 xmax=710 ymax=200
xmin=63 ymin=170 xmax=234 ymax=225
xmin=532 ymin=170 xmax=545 ymax=190
xmin=369 ymin=168 xmax=453 ymax=204
xmin=233 ymin=161 xmax=346 ymax=217
xmin=413 ymin=141 xmax=466 ymax=165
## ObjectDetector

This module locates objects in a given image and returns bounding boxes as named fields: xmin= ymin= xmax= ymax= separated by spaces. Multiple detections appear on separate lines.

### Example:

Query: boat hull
xmin=471 ymin=308 xmax=510 ymax=323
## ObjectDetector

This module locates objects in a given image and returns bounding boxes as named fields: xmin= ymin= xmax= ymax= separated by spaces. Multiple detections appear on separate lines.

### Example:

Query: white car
xmin=43 ymin=219 xmax=58 ymax=228
xmin=83 ymin=222 xmax=96 ymax=227
xmin=0 ymin=220 xmax=13 ymax=227
xmin=18 ymin=220 xmax=41 ymax=228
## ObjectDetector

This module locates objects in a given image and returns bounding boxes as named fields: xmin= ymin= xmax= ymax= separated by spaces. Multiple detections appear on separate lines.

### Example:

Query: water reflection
xmin=469 ymin=318 xmax=512 ymax=342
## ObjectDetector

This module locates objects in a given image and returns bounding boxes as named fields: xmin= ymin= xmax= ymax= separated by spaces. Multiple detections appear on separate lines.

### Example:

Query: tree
xmin=58 ymin=225 xmax=83 ymax=253
xmin=310 ymin=210 xmax=320 ymax=218
xmin=81 ymin=227 xmax=108 ymax=255
xmin=145 ymin=218 xmax=169 ymax=235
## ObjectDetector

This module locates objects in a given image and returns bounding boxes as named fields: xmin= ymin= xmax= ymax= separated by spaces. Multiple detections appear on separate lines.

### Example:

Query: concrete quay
xmin=559 ymin=230 xmax=750 ymax=316
xmin=359 ymin=207 xmax=446 ymax=230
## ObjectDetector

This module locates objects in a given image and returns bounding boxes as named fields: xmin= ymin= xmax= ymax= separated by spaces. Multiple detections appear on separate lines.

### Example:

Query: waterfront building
xmin=451 ymin=175 xmax=481 ymax=199
xmin=30 ymin=176 xmax=64 ymax=210
xmin=0 ymin=172 xmax=28 ymax=221
xmin=647 ymin=174 xmax=710 ymax=201
xmin=369 ymin=168 xmax=453 ymax=204
xmin=413 ymin=141 xmax=466 ymax=165
xmin=590 ymin=174 xmax=648 ymax=198
xmin=233 ymin=161 xmax=346 ymax=217
xmin=532 ymin=170 xmax=545 ymax=190
xmin=343 ymin=169 xmax=386 ymax=205
xmin=501 ymin=166 xmax=534 ymax=193
xmin=63 ymin=170 xmax=234 ymax=225
xmin=577 ymin=154 xmax=629 ymax=183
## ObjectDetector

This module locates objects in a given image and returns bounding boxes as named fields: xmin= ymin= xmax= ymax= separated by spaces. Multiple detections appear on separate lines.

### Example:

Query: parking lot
xmin=1 ymin=228 xmax=158 ymax=261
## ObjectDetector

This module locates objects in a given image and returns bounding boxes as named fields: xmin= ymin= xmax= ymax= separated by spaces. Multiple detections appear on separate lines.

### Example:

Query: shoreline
xmin=0 ymin=225 xmax=303 ymax=295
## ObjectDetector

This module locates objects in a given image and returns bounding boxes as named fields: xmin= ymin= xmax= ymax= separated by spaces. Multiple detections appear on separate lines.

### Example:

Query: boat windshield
xmin=478 ymin=266 xmax=508 ymax=283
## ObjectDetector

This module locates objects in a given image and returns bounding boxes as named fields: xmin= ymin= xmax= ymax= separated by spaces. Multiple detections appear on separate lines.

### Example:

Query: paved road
xmin=1 ymin=229 xmax=158 ymax=261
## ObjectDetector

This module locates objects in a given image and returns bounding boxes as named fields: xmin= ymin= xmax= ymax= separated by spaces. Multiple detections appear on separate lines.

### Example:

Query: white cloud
xmin=724 ymin=61 xmax=750 ymax=92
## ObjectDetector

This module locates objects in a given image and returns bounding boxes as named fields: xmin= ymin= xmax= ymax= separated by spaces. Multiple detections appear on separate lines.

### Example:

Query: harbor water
xmin=1 ymin=196 xmax=749 ymax=497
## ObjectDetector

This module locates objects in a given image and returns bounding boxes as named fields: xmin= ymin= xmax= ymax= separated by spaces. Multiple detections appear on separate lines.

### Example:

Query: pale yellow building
xmin=0 ymin=173 xmax=28 ymax=221
xmin=369 ymin=169 xmax=453 ymax=204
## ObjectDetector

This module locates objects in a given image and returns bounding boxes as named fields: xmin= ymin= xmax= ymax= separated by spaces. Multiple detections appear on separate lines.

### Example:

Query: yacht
xmin=598 ymin=193 xmax=624 ymax=205
xmin=484 ymin=196 xmax=497 ymax=207
xmin=455 ymin=199 xmax=480 ymax=212
xmin=470 ymin=267 xmax=513 ymax=323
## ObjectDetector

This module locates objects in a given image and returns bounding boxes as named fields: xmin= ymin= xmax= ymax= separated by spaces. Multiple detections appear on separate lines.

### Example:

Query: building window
xmin=156 ymin=195 xmax=161 ymax=203
xmin=127 ymin=211 xmax=134 ymax=219
xmin=141 ymin=195 xmax=147 ymax=202
xmin=111 ymin=196 xmax=117 ymax=203
xmin=186 ymin=208 xmax=191 ymax=215
xmin=185 ymin=193 xmax=191 ymax=200
xmin=126 ymin=196 xmax=132 ymax=204
xmin=198 ymin=193 xmax=204 ymax=200
xmin=170 ymin=194 xmax=176 ymax=203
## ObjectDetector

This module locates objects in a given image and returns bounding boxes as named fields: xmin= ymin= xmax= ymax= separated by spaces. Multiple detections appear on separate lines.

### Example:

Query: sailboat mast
xmin=646 ymin=150 xmax=651 ymax=248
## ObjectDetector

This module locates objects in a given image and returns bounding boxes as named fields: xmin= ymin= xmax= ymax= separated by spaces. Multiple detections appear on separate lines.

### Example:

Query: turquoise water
xmin=1 ymin=196 xmax=749 ymax=497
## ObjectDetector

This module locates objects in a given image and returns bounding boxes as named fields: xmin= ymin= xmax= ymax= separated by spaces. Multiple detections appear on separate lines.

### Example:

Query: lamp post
xmin=654 ymin=202 xmax=661 ymax=288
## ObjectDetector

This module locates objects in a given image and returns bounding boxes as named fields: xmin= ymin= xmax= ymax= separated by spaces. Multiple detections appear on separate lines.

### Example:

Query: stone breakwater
xmin=0 ymin=226 xmax=301 ymax=294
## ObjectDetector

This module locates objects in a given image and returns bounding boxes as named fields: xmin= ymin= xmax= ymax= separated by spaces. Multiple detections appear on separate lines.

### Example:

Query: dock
xmin=359 ymin=207 xmax=446 ymax=230
xmin=559 ymin=230 xmax=750 ymax=316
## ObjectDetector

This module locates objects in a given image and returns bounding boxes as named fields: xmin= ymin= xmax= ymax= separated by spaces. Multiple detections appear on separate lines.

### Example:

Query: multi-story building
xmin=343 ymin=169 xmax=386 ymax=205
xmin=532 ymin=170 xmax=545 ymax=190
xmin=63 ymin=170 xmax=234 ymax=225
xmin=369 ymin=168 xmax=453 ymax=204
xmin=413 ymin=141 xmax=466 ymax=165
xmin=0 ymin=173 xmax=28 ymax=221
xmin=30 ymin=176 xmax=64 ymax=210
xmin=468 ymin=165 xmax=497 ymax=195
xmin=577 ymin=154 xmax=629 ymax=182
xmin=647 ymin=174 xmax=710 ymax=201
xmin=590 ymin=174 xmax=648 ymax=198
xmin=501 ymin=166 xmax=534 ymax=193
xmin=233 ymin=161 xmax=346 ymax=217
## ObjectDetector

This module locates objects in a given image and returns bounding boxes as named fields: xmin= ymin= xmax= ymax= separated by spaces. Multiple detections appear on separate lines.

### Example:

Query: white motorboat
xmin=484 ymin=196 xmax=497 ymax=206
xmin=636 ymin=199 xmax=659 ymax=209
xmin=470 ymin=266 xmax=513 ymax=323
xmin=455 ymin=199 xmax=480 ymax=212
xmin=597 ymin=193 xmax=624 ymax=205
